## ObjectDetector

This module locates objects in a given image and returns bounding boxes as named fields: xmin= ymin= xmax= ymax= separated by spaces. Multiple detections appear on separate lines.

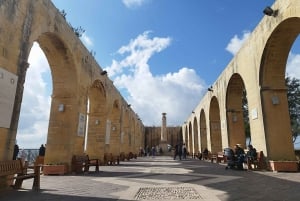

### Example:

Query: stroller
xmin=224 ymin=148 xmax=244 ymax=170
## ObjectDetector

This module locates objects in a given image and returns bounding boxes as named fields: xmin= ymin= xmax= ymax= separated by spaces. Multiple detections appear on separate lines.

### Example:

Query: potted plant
xmin=268 ymin=160 xmax=299 ymax=172
xmin=43 ymin=163 xmax=68 ymax=175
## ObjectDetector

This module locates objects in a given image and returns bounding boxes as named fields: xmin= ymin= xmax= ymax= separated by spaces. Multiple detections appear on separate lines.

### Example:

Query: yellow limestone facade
xmin=183 ymin=0 xmax=300 ymax=162
xmin=0 ymin=0 xmax=144 ymax=170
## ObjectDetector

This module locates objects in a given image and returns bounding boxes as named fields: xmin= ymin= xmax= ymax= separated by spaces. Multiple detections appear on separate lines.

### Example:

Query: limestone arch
xmin=121 ymin=107 xmax=130 ymax=153
xmin=200 ymin=109 xmax=208 ymax=152
xmin=226 ymin=73 xmax=247 ymax=149
xmin=105 ymin=99 xmax=121 ymax=155
xmin=85 ymin=80 xmax=107 ymax=159
xmin=259 ymin=18 xmax=299 ymax=160
xmin=131 ymin=116 xmax=136 ymax=152
xmin=184 ymin=125 xmax=188 ymax=146
xmin=193 ymin=116 xmax=199 ymax=154
xmin=34 ymin=33 xmax=81 ymax=164
xmin=188 ymin=122 xmax=193 ymax=154
xmin=209 ymin=96 xmax=222 ymax=153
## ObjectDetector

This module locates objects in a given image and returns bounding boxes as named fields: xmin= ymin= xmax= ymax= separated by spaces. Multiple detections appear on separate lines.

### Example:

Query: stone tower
xmin=159 ymin=112 xmax=168 ymax=154
xmin=161 ymin=113 xmax=167 ymax=142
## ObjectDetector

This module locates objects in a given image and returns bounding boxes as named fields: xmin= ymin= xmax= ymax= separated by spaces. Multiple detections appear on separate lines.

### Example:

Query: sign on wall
xmin=105 ymin=120 xmax=111 ymax=144
xmin=77 ymin=113 xmax=86 ymax=137
xmin=0 ymin=67 xmax=18 ymax=128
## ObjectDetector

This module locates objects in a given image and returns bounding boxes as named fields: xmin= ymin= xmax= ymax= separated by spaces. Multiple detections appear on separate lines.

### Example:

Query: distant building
xmin=144 ymin=126 xmax=182 ymax=149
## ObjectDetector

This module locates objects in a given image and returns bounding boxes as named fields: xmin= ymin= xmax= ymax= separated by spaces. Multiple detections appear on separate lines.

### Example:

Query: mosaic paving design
xmin=135 ymin=187 xmax=202 ymax=200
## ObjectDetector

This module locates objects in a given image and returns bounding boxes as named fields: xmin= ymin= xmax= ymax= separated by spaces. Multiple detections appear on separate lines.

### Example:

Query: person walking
xmin=182 ymin=144 xmax=187 ymax=159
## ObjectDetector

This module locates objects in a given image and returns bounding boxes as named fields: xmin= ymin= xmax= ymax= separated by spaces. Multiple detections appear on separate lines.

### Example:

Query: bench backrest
xmin=72 ymin=155 xmax=89 ymax=163
xmin=34 ymin=156 xmax=44 ymax=166
xmin=0 ymin=160 xmax=23 ymax=176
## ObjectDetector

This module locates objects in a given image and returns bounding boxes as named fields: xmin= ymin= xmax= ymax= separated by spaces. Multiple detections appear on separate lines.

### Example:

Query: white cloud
xmin=17 ymin=33 xmax=207 ymax=148
xmin=226 ymin=31 xmax=250 ymax=55
xmin=17 ymin=42 xmax=51 ymax=149
xmin=286 ymin=52 xmax=300 ymax=78
xmin=226 ymin=31 xmax=300 ymax=80
xmin=122 ymin=0 xmax=148 ymax=9
xmin=106 ymin=32 xmax=206 ymax=126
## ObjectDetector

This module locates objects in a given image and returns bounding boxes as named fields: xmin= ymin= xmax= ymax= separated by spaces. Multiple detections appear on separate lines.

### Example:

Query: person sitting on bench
xmin=234 ymin=144 xmax=245 ymax=170
xmin=245 ymin=145 xmax=257 ymax=170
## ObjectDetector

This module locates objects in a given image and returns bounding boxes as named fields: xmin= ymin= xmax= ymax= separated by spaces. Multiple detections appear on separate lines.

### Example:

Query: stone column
xmin=161 ymin=113 xmax=167 ymax=142
xmin=159 ymin=113 xmax=168 ymax=154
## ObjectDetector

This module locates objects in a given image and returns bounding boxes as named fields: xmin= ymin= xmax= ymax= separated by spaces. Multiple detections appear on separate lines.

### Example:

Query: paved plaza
xmin=1 ymin=156 xmax=300 ymax=201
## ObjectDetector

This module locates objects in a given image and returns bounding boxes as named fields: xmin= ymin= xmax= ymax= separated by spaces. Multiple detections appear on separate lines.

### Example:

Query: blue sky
xmin=16 ymin=0 xmax=300 ymax=148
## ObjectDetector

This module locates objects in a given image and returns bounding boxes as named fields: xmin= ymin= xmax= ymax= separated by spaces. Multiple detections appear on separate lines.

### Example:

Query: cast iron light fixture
xmin=101 ymin=70 xmax=107 ymax=75
xmin=207 ymin=86 xmax=213 ymax=92
xmin=263 ymin=6 xmax=278 ymax=17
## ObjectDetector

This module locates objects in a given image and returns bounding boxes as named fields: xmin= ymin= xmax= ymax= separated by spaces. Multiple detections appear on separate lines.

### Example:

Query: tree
xmin=72 ymin=26 xmax=85 ymax=37
xmin=286 ymin=76 xmax=300 ymax=142
xmin=242 ymin=89 xmax=250 ymax=139
xmin=242 ymin=75 xmax=300 ymax=144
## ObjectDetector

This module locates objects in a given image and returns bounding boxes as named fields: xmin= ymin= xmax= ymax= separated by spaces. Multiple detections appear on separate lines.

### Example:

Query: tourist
xmin=201 ymin=148 xmax=209 ymax=160
xmin=39 ymin=144 xmax=46 ymax=156
xmin=182 ymin=143 xmax=187 ymax=159
xmin=234 ymin=144 xmax=245 ymax=170
xmin=245 ymin=145 xmax=257 ymax=169
xmin=13 ymin=144 xmax=19 ymax=160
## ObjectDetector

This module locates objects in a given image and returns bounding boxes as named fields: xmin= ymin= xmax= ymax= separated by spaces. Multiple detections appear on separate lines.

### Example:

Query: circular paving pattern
xmin=135 ymin=186 xmax=202 ymax=200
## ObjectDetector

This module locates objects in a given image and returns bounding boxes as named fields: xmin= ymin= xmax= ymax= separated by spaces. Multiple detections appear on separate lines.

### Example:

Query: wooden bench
xmin=71 ymin=155 xmax=99 ymax=173
xmin=201 ymin=151 xmax=210 ymax=160
xmin=104 ymin=153 xmax=120 ymax=165
xmin=119 ymin=152 xmax=126 ymax=161
xmin=211 ymin=152 xmax=227 ymax=163
xmin=0 ymin=159 xmax=40 ymax=190
xmin=34 ymin=156 xmax=44 ymax=166
xmin=119 ymin=152 xmax=137 ymax=162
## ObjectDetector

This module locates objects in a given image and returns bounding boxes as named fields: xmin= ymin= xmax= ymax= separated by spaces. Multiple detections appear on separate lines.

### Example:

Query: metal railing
xmin=17 ymin=149 xmax=39 ymax=165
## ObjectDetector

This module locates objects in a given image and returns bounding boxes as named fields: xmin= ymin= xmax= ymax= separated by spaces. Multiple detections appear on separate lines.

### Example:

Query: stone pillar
xmin=161 ymin=113 xmax=167 ymax=142
xmin=159 ymin=113 xmax=168 ymax=154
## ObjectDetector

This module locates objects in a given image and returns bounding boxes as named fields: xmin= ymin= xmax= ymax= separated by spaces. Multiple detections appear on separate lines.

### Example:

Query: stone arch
xmin=105 ymin=99 xmax=121 ymax=155
xmin=226 ymin=73 xmax=247 ymax=149
xmin=35 ymin=33 xmax=80 ymax=164
xmin=259 ymin=18 xmax=299 ymax=160
xmin=128 ymin=116 xmax=136 ymax=152
xmin=85 ymin=80 xmax=107 ymax=159
xmin=183 ymin=125 xmax=188 ymax=146
xmin=209 ymin=96 xmax=222 ymax=153
xmin=200 ymin=109 xmax=208 ymax=152
xmin=0 ymin=1 xmax=145 ymax=183
xmin=121 ymin=106 xmax=130 ymax=153
xmin=188 ymin=122 xmax=193 ymax=154
xmin=122 ymin=107 xmax=131 ymax=152
xmin=193 ymin=116 xmax=199 ymax=154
